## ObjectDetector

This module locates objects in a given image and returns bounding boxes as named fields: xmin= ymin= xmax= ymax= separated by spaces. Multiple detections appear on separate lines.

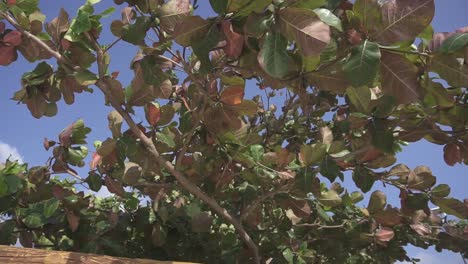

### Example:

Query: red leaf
xmin=444 ymin=143 xmax=461 ymax=166
xmin=221 ymin=20 xmax=244 ymax=58
xmin=145 ymin=102 xmax=161 ymax=126
xmin=375 ymin=227 xmax=395 ymax=243
xmin=90 ymin=152 xmax=102 ymax=170
xmin=3 ymin=31 xmax=22 ymax=46
xmin=66 ymin=211 xmax=80 ymax=232
xmin=220 ymin=85 xmax=244 ymax=105
xmin=7 ymin=0 xmax=16 ymax=6
xmin=0 ymin=45 xmax=16 ymax=66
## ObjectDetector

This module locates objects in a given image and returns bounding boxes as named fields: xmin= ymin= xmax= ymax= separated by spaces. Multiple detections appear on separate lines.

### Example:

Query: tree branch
xmin=4 ymin=14 xmax=261 ymax=263
xmin=87 ymin=35 xmax=261 ymax=263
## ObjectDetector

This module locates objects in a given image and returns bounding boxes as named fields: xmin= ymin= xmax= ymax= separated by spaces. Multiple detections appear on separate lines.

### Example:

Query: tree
xmin=0 ymin=0 xmax=467 ymax=263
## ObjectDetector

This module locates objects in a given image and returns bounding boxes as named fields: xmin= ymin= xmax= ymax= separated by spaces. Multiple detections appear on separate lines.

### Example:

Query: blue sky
xmin=0 ymin=0 xmax=467 ymax=262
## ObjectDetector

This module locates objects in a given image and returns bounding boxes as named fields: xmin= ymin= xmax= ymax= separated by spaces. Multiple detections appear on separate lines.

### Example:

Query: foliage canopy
xmin=0 ymin=0 xmax=467 ymax=263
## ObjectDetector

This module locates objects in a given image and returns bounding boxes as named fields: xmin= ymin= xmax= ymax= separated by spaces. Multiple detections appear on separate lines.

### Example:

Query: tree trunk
xmin=0 ymin=245 xmax=196 ymax=264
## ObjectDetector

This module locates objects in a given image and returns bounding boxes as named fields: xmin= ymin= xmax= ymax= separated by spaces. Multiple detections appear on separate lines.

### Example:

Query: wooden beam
xmin=0 ymin=245 xmax=197 ymax=264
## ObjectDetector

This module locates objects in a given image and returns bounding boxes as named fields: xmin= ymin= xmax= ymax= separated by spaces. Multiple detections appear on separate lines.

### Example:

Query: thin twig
xmin=103 ymin=37 xmax=122 ymax=53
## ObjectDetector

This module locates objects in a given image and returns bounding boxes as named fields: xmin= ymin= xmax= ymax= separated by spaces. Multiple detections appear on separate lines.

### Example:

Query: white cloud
xmin=0 ymin=142 xmax=23 ymax=164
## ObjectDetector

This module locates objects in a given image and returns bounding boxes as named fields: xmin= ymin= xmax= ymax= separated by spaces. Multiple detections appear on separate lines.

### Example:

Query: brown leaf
xmin=104 ymin=175 xmax=126 ymax=197
xmin=26 ymin=93 xmax=47 ymax=119
xmin=66 ymin=211 xmax=80 ymax=232
xmin=380 ymin=51 xmax=423 ymax=104
xmin=191 ymin=212 xmax=213 ymax=233
xmin=376 ymin=0 xmax=435 ymax=45
xmin=281 ymin=198 xmax=311 ymax=219
xmin=306 ymin=67 xmax=348 ymax=94
xmin=221 ymin=20 xmax=244 ymax=58
xmin=19 ymin=231 xmax=33 ymax=248
xmin=444 ymin=143 xmax=461 ymax=166
xmin=220 ymin=85 xmax=244 ymax=105
xmin=151 ymin=223 xmax=166 ymax=247
xmin=159 ymin=0 xmax=191 ymax=33
xmin=374 ymin=206 xmax=402 ymax=227
xmin=408 ymin=166 xmax=436 ymax=190
xmin=46 ymin=8 xmax=70 ymax=43
xmin=279 ymin=8 xmax=330 ymax=57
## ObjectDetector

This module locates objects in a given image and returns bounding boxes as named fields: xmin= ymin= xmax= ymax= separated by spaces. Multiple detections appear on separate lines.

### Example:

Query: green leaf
xmin=209 ymin=0 xmax=228 ymax=14
xmin=67 ymin=146 xmax=88 ymax=166
xmin=86 ymin=171 xmax=102 ymax=192
xmin=173 ymin=16 xmax=210 ymax=47
xmin=258 ymin=32 xmax=297 ymax=79
xmin=192 ymin=25 xmax=221 ymax=73
xmin=313 ymin=8 xmax=342 ymax=32
xmin=249 ymin=145 xmax=264 ymax=162
xmin=431 ymin=54 xmax=468 ymax=87
xmin=122 ymin=16 xmax=151 ymax=45
xmin=368 ymin=190 xmax=386 ymax=214
xmin=292 ymin=0 xmax=326 ymax=9
xmin=353 ymin=0 xmax=381 ymax=34
xmin=318 ymin=190 xmax=342 ymax=207
xmin=64 ymin=4 xmax=94 ymax=42
xmin=282 ymin=248 xmax=294 ymax=264
xmin=279 ymin=8 xmax=330 ymax=57
xmin=346 ymin=86 xmax=371 ymax=114
xmin=4 ymin=174 xmax=23 ymax=195
xmin=406 ymin=193 xmax=429 ymax=211
xmin=23 ymin=213 xmax=45 ymax=228
xmin=431 ymin=184 xmax=450 ymax=198
xmin=228 ymin=0 xmax=271 ymax=18
xmin=352 ymin=166 xmax=375 ymax=193
xmin=156 ymin=131 xmax=175 ymax=148
xmin=432 ymin=197 xmax=468 ymax=219
xmin=439 ymin=33 xmax=468 ymax=54
xmin=343 ymin=40 xmax=381 ymax=86
xmin=320 ymin=156 xmax=343 ymax=182
xmin=299 ymin=143 xmax=327 ymax=166
xmin=43 ymin=199 xmax=60 ymax=218
xmin=74 ymin=70 xmax=98 ymax=85
xmin=370 ymin=119 xmax=394 ymax=153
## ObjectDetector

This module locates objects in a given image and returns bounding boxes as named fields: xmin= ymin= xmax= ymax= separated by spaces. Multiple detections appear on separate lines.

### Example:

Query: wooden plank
xmin=0 ymin=245 xmax=197 ymax=264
